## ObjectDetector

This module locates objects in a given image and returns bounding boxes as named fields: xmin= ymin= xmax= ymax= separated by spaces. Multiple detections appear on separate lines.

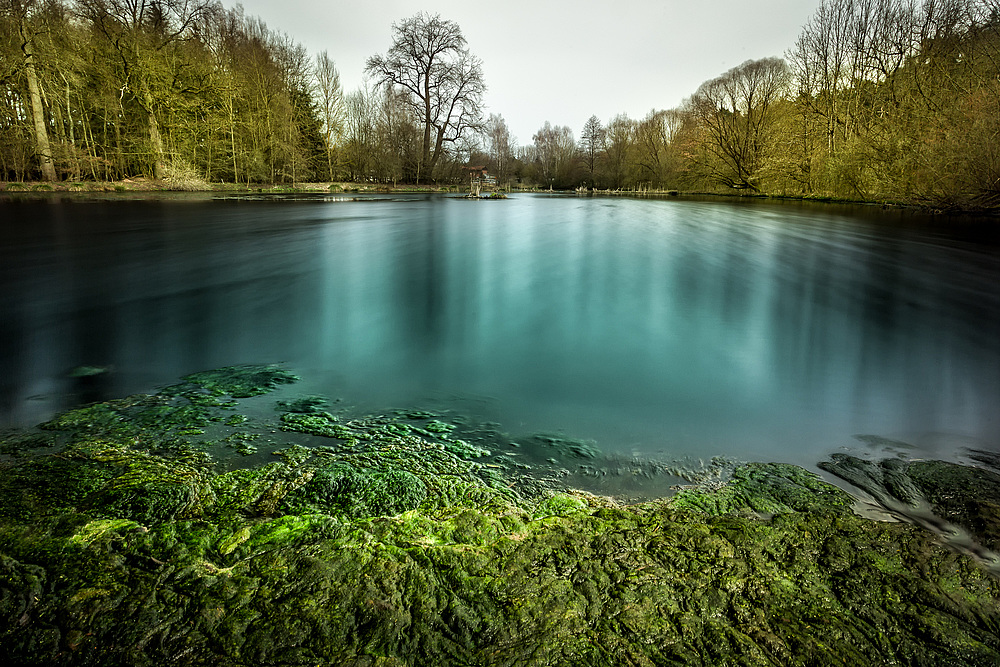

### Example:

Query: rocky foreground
xmin=1 ymin=365 xmax=999 ymax=666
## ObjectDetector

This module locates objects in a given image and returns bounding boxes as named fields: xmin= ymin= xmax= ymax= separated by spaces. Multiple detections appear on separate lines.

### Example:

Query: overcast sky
xmin=234 ymin=0 xmax=822 ymax=146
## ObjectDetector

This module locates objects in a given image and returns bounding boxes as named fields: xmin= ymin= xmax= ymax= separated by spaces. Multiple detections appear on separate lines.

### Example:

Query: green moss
xmin=0 ymin=432 xmax=56 ymax=456
xmin=225 ymin=414 xmax=248 ymax=427
xmin=4 ymin=370 xmax=1000 ymax=666
xmin=670 ymin=462 xmax=854 ymax=516
xmin=275 ymin=395 xmax=330 ymax=414
xmin=280 ymin=411 xmax=355 ymax=440
xmin=531 ymin=493 xmax=590 ymax=519
xmin=180 ymin=364 xmax=299 ymax=398
xmin=423 ymin=419 xmax=454 ymax=434
xmin=442 ymin=439 xmax=490 ymax=459
xmin=287 ymin=464 xmax=427 ymax=519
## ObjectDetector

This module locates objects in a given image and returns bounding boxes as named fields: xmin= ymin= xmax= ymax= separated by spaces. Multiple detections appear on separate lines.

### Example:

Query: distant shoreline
xmin=2 ymin=180 xmax=997 ymax=215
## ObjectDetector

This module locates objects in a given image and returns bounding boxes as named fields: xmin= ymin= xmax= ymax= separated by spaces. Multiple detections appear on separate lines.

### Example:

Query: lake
xmin=2 ymin=193 xmax=998 ymax=471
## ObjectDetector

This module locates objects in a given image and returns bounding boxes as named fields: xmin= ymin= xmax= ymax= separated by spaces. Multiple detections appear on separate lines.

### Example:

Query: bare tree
xmin=579 ymin=115 xmax=605 ymax=185
xmin=341 ymin=82 xmax=377 ymax=181
xmin=633 ymin=109 xmax=683 ymax=188
xmin=315 ymin=50 xmax=343 ymax=180
xmin=365 ymin=12 xmax=485 ymax=182
xmin=601 ymin=114 xmax=635 ymax=189
xmin=687 ymin=57 xmax=791 ymax=190
xmin=531 ymin=121 xmax=577 ymax=189
xmin=485 ymin=113 xmax=513 ymax=185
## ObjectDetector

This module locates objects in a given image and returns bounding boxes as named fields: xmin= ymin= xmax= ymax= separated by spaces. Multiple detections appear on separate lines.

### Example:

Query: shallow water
xmin=2 ymin=193 xmax=999 ymax=468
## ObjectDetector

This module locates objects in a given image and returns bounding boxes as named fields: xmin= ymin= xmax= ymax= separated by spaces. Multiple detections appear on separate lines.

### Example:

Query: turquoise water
xmin=2 ymin=193 xmax=998 ymax=468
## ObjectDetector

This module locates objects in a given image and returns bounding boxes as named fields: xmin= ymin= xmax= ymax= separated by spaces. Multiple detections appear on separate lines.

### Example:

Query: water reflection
xmin=1 ymin=195 xmax=998 ymax=466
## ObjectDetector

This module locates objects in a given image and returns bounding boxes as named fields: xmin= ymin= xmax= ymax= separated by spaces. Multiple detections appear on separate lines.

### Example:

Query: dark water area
xmin=2 ymin=193 xmax=999 ymax=470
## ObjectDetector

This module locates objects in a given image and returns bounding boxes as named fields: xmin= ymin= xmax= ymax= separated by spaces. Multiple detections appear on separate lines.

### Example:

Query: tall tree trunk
xmin=147 ymin=110 xmax=164 ymax=178
xmin=24 ymin=49 xmax=56 ymax=181
xmin=62 ymin=76 xmax=80 ymax=179
xmin=143 ymin=86 xmax=165 ymax=179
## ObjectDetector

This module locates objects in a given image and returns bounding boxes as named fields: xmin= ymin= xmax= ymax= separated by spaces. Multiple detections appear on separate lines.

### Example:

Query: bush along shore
xmin=1 ymin=365 xmax=999 ymax=666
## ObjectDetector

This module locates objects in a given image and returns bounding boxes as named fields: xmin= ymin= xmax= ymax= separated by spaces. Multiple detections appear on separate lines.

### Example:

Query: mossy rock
xmin=288 ymin=464 xmax=427 ymax=519
xmin=906 ymin=460 xmax=1000 ymax=551
xmin=670 ymin=462 xmax=854 ymax=516
xmin=280 ymin=411 xmax=353 ymax=439
xmin=179 ymin=364 xmax=299 ymax=398
xmin=531 ymin=492 xmax=589 ymax=519
xmin=275 ymin=395 xmax=330 ymax=414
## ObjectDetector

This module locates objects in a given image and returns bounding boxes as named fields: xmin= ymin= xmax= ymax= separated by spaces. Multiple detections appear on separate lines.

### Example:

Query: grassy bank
xmin=0 ymin=180 xmax=462 ymax=195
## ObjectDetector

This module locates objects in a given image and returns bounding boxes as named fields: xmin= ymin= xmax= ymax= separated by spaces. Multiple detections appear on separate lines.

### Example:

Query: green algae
xmin=671 ymin=462 xmax=855 ymax=517
xmin=177 ymin=364 xmax=299 ymax=398
xmin=907 ymin=460 xmax=1000 ymax=551
xmin=442 ymin=438 xmax=491 ymax=459
xmin=522 ymin=432 xmax=601 ymax=459
xmin=224 ymin=413 xmax=248 ymax=427
xmin=275 ymin=395 xmax=331 ymax=414
xmin=287 ymin=464 xmax=428 ymax=519
xmin=821 ymin=455 xmax=1000 ymax=557
xmin=424 ymin=419 xmax=454 ymax=434
xmin=0 ymin=431 xmax=57 ymax=456
xmin=3 ymin=372 xmax=1000 ymax=665
xmin=280 ymin=411 xmax=354 ymax=440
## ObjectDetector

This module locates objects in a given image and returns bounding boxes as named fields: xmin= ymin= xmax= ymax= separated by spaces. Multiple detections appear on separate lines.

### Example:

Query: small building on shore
xmin=462 ymin=165 xmax=497 ymax=188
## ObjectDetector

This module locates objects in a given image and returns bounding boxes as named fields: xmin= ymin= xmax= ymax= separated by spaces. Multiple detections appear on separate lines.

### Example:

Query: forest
xmin=1 ymin=0 xmax=999 ymax=208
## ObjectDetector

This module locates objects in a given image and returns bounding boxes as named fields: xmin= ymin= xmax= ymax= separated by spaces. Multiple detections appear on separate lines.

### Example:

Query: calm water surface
xmin=2 ymin=193 xmax=999 ymax=468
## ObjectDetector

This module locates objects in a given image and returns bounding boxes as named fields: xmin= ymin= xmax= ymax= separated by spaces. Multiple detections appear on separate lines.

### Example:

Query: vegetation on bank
xmin=1 ymin=364 xmax=1000 ymax=665
xmin=2 ymin=1 xmax=998 ymax=210
xmin=0 ymin=179 xmax=461 ymax=194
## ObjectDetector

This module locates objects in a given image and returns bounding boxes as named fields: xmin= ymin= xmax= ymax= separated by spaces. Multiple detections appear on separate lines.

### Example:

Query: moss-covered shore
xmin=1 ymin=365 xmax=999 ymax=665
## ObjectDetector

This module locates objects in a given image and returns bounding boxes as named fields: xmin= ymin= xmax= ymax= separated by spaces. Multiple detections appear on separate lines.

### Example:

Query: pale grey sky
xmin=235 ymin=0 xmax=821 ymax=146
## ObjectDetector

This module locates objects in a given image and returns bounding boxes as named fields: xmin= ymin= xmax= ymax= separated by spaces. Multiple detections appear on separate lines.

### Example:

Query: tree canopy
xmin=1 ymin=0 xmax=998 ymax=208
xmin=365 ymin=12 xmax=485 ymax=183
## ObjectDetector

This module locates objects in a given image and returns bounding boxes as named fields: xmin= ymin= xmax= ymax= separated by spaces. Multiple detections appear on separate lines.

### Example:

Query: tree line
xmin=0 ymin=2 xmax=490 ymax=185
xmin=2 ymin=0 xmax=998 ymax=207
xmin=512 ymin=0 xmax=999 ymax=208
xmin=2 ymin=0 xmax=327 ymax=183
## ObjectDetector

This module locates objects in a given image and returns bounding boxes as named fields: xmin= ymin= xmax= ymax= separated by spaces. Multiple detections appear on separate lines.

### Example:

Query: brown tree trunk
xmin=147 ymin=109 xmax=165 ymax=179
xmin=142 ymin=84 xmax=165 ymax=179
xmin=25 ymin=50 xmax=56 ymax=181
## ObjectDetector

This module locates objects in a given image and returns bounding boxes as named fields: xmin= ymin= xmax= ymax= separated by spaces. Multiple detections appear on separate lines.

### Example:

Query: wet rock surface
xmin=1 ymin=366 xmax=999 ymax=665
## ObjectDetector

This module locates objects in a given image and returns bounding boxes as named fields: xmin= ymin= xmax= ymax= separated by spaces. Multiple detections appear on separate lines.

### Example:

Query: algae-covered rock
xmin=288 ymin=464 xmax=427 ymax=518
xmin=442 ymin=438 xmax=490 ymax=459
xmin=178 ymin=364 xmax=299 ymax=398
xmin=275 ymin=395 xmax=330 ymax=414
xmin=670 ymin=462 xmax=854 ymax=516
xmin=280 ymin=411 xmax=354 ymax=440
xmin=819 ymin=453 xmax=925 ymax=507
xmin=907 ymin=460 xmax=1000 ymax=551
